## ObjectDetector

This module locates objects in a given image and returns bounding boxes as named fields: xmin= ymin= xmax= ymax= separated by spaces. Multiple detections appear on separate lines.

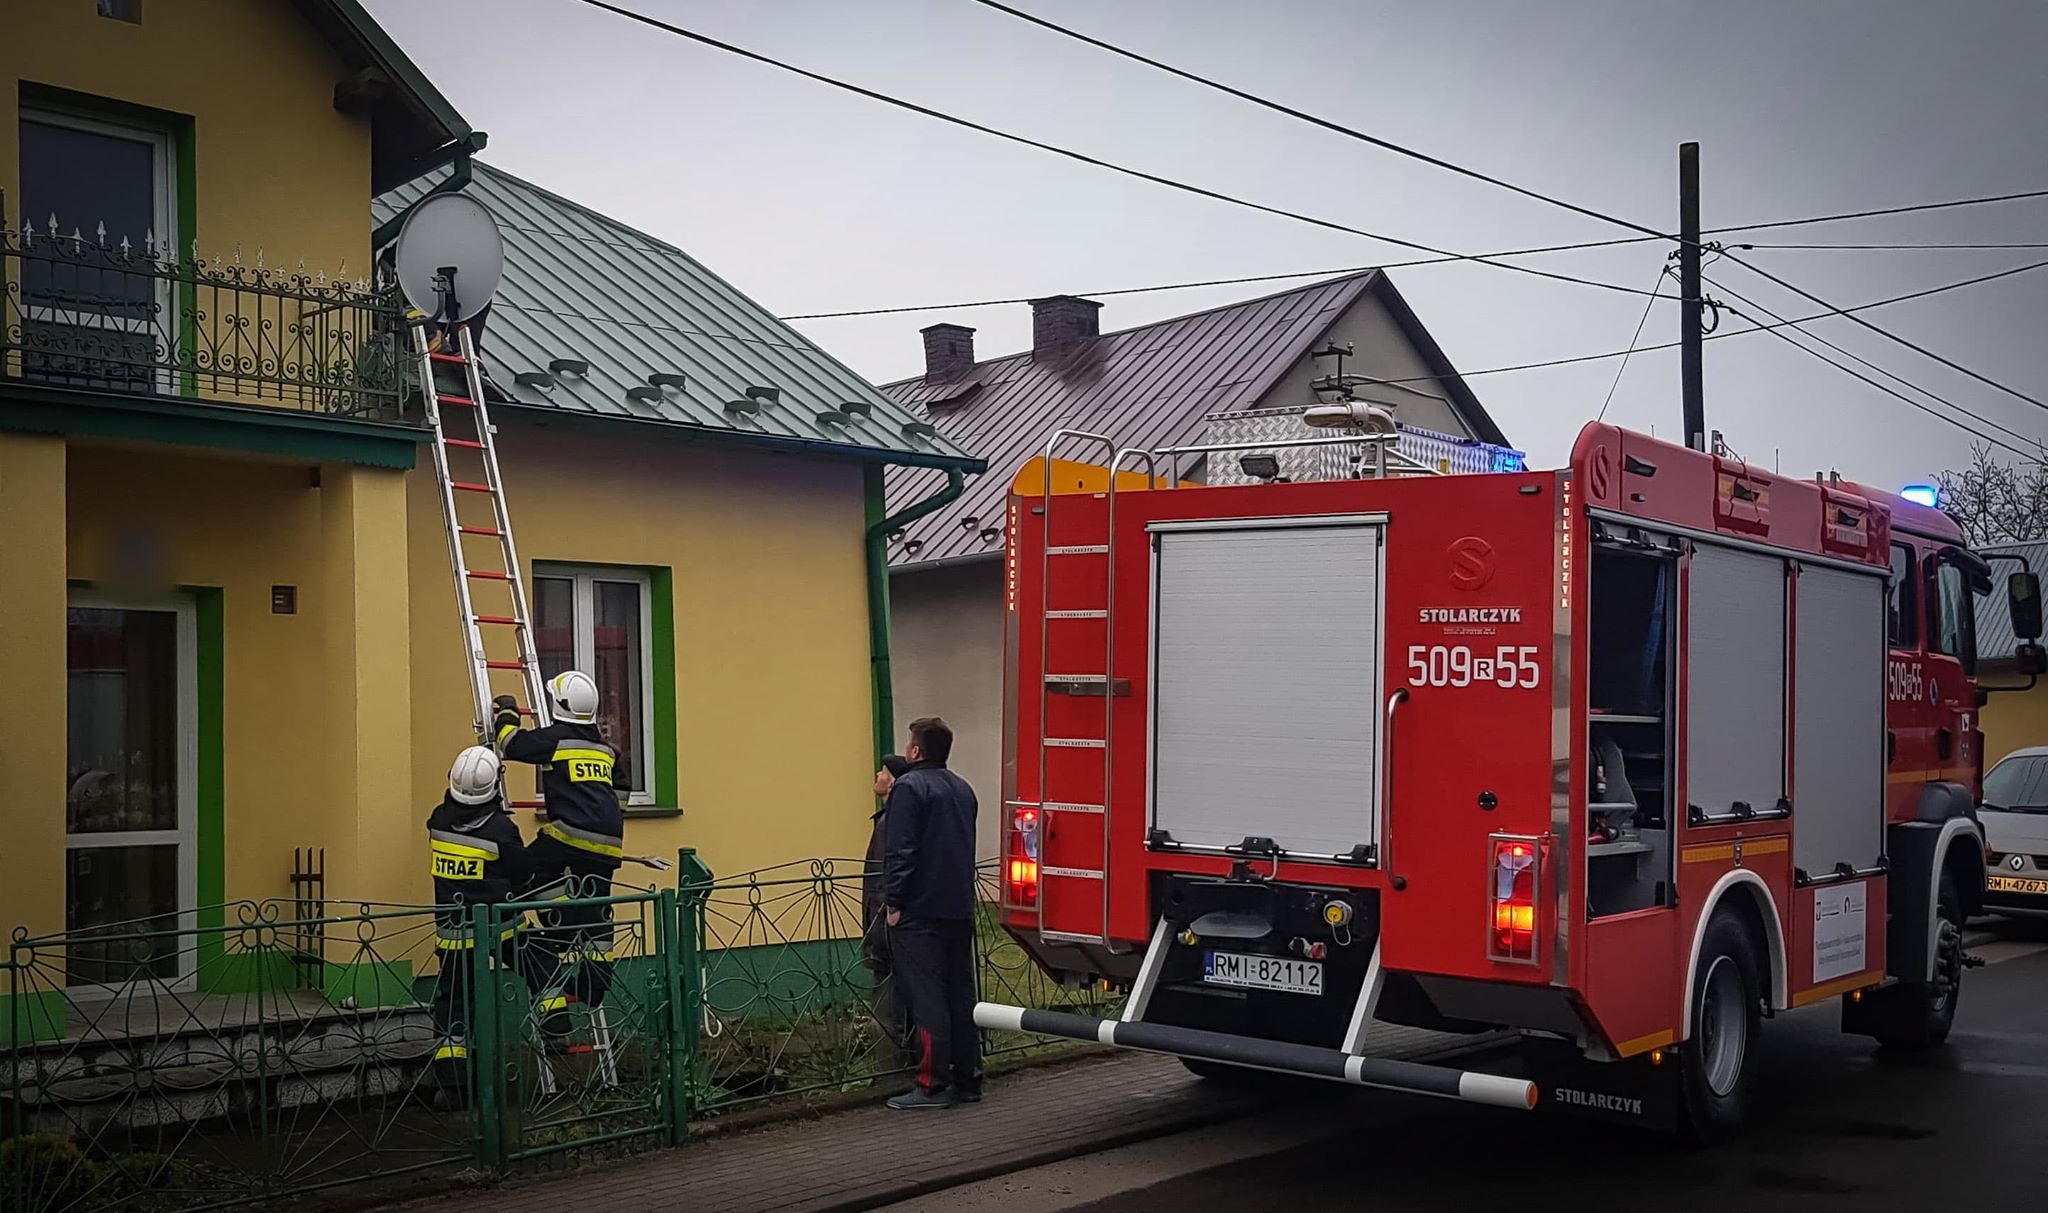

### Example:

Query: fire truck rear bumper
xmin=974 ymin=1002 xmax=1538 ymax=1111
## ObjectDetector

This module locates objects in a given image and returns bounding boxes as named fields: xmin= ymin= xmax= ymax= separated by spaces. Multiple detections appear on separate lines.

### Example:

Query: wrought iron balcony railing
xmin=2 ymin=214 xmax=407 ymax=419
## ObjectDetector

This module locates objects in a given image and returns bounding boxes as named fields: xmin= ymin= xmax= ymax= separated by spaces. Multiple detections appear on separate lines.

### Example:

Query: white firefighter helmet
xmin=547 ymin=670 xmax=599 ymax=724
xmin=448 ymin=745 xmax=503 ymax=806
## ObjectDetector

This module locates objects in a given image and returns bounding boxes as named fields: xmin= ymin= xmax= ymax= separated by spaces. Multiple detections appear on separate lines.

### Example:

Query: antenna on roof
xmin=394 ymin=193 xmax=504 ymax=326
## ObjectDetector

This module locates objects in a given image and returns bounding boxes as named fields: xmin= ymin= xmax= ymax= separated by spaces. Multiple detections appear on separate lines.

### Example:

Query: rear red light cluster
xmin=1009 ymin=807 xmax=1041 ymax=906
xmin=1488 ymin=836 xmax=1540 ymax=964
xmin=1008 ymin=857 xmax=1040 ymax=905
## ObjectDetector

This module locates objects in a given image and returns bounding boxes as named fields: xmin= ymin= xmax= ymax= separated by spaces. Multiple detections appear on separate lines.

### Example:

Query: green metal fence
xmin=1 ymin=856 xmax=1107 ymax=1211
xmin=682 ymin=856 xmax=1120 ymax=1115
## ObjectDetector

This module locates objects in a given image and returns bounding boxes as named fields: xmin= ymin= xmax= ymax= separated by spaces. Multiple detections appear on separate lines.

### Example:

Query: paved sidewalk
xmin=382 ymin=1023 xmax=1504 ymax=1213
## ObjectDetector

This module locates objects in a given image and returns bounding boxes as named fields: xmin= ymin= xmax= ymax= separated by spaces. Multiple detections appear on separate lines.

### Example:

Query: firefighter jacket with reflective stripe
xmin=426 ymin=795 xmax=533 ymax=948
xmin=496 ymin=719 xmax=626 ymax=858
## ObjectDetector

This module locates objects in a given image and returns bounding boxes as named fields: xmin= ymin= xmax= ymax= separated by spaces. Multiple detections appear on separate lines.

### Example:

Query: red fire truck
xmin=977 ymin=417 xmax=2045 ymax=1138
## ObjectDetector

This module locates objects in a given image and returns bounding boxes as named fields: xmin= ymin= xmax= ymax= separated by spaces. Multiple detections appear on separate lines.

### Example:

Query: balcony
xmin=2 ymin=213 xmax=406 ymax=420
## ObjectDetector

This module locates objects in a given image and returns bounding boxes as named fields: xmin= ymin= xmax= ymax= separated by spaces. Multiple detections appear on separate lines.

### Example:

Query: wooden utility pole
xmin=1679 ymin=141 xmax=1706 ymax=451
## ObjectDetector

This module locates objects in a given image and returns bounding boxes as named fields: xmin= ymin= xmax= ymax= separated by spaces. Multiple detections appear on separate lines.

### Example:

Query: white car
xmin=1982 ymin=746 xmax=2048 ymax=914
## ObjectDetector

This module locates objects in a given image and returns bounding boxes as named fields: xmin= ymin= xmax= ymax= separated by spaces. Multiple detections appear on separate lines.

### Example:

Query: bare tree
xmin=1935 ymin=443 xmax=2048 ymax=546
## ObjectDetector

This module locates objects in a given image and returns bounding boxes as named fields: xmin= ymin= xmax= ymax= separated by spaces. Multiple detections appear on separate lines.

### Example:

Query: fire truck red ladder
xmin=413 ymin=319 xmax=553 ymax=745
xmin=1035 ymin=430 xmax=1124 ymax=948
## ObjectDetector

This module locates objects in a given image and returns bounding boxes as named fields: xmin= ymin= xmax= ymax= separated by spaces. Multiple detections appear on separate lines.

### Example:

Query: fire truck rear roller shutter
xmin=1150 ymin=521 xmax=1384 ymax=859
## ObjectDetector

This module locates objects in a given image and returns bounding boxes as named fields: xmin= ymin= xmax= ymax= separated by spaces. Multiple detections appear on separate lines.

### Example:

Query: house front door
xmin=64 ymin=595 xmax=196 ymax=988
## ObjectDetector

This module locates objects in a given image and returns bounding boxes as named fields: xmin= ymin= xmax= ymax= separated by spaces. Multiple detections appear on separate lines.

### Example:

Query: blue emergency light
xmin=1901 ymin=484 xmax=1940 ymax=509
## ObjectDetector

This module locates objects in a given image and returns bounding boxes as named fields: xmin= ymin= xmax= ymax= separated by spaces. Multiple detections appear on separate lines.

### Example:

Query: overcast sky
xmin=363 ymin=0 xmax=2048 ymax=485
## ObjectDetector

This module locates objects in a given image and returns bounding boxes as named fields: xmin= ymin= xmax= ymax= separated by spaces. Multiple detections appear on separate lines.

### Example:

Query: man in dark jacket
xmin=882 ymin=717 xmax=982 ymax=1109
xmin=863 ymin=755 xmax=916 ymax=1070
xmin=427 ymin=746 xmax=532 ymax=1067
xmin=495 ymin=670 xmax=625 ymax=1014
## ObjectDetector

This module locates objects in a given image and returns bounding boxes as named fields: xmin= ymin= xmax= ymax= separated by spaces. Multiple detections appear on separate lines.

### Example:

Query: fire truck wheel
xmin=1870 ymin=870 xmax=1963 ymax=1051
xmin=1679 ymin=913 xmax=1762 ymax=1142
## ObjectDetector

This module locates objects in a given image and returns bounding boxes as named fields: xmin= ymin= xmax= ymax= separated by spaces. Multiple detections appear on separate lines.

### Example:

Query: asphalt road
xmin=884 ymin=916 xmax=2048 ymax=1213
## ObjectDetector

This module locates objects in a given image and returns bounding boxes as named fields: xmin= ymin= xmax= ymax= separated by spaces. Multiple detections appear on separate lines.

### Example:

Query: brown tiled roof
xmin=881 ymin=270 xmax=1502 ymax=567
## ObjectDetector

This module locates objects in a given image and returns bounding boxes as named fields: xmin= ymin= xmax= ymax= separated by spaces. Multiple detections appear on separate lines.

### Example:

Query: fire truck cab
xmin=980 ymin=416 xmax=2044 ymax=1138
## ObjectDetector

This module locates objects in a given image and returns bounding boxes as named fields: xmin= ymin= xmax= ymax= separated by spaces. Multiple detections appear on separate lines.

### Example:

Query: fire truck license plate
xmin=1988 ymin=875 xmax=2048 ymax=895
xmin=1203 ymin=952 xmax=1323 ymax=995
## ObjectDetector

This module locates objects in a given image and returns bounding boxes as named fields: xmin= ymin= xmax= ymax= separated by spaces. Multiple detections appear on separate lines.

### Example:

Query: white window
xmin=66 ymin=593 xmax=197 ymax=988
xmin=18 ymin=107 xmax=176 ymax=393
xmin=533 ymin=566 xmax=656 ymax=804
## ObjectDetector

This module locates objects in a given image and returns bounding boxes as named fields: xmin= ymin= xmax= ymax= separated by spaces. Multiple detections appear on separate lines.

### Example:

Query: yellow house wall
xmin=0 ymin=433 xmax=70 ymax=941
xmin=404 ymin=419 xmax=879 ymax=905
xmin=0 ymin=0 xmax=372 ymax=275
xmin=64 ymin=445 xmax=335 ymax=906
xmin=1982 ymin=680 xmax=2048 ymax=768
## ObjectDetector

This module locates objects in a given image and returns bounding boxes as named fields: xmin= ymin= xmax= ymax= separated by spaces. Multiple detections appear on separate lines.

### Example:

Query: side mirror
xmin=2009 ymin=571 xmax=2043 ymax=640
xmin=2018 ymin=642 xmax=2048 ymax=677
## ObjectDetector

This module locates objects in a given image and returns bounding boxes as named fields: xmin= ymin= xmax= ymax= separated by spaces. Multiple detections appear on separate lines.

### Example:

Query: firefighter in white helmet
xmin=494 ymin=670 xmax=625 ymax=1018
xmin=427 ymin=746 xmax=533 ymax=1071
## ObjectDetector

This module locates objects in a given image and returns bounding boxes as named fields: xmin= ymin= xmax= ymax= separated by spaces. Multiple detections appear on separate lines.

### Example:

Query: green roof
xmin=373 ymin=163 xmax=982 ymax=471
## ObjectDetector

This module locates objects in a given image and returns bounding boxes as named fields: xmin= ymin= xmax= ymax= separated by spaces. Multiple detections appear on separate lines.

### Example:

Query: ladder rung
xmin=430 ymin=352 xmax=468 ymax=364
xmin=1042 ymin=867 xmax=1105 ymax=879
xmin=445 ymin=437 xmax=484 ymax=450
xmin=1047 ymin=544 xmax=1109 ymax=555
xmin=452 ymin=481 xmax=494 ymax=493
xmin=484 ymin=660 xmax=527 ymax=670
xmin=474 ymin=614 xmax=520 ymax=625
xmin=458 ymin=525 xmax=502 ymax=537
xmin=1046 ymin=609 xmax=1108 ymax=619
xmin=1045 ymin=673 xmax=1108 ymax=683
xmin=509 ymin=799 xmax=544 ymax=809
xmin=466 ymin=570 xmax=510 ymax=581
xmin=1045 ymin=737 xmax=1107 ymax=749
xmin=439 ymin=394 xmax=476 ymax=407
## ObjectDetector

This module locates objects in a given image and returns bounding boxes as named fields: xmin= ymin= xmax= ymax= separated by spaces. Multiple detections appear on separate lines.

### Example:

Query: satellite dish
xmin=394 ymin=193 xmax=504 ymax=325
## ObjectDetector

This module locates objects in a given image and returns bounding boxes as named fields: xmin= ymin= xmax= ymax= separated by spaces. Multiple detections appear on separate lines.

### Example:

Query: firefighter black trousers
xmin=889 ymin=917 xmax=981 ymax=1095
xmin=429 ymin=935 xmax=521 ymax=1044
xmin=521 ymin=834 xmax=619 ymax=1009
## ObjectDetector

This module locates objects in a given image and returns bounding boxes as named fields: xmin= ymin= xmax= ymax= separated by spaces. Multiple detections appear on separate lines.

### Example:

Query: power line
xmin=1353 ymin=256 xmax=2048 ymax=389
xmin=969 ymin=0 xmax=2048 ymax=444
xmin=1725 ymin=188 xmax=2048 ymax=236
xmin=966 ymin=0 xmax=1664 ymax=239
xmin=1742 ymin=241 xmax=2048 ymax=251
xmin=1704 ymin=272 xmax=2041 ymax=451
xmin=783 ymin=196 xmax=2048 ymax=320
xmin=1722 ymin=250 xmax=2048 ymax=414
xmin=567 ymin=0 xmax=1674 ymax=303
xmin=1721 ymin=301 xmax=2038 ymax=460
xmin=781 ymin=233 xmax=1664 ymax=320
xmin=1597 ymin=268 xmax=1672 ymax=423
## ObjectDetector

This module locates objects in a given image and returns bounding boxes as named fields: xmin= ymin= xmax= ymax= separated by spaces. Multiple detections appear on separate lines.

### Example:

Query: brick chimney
xmin=1030 ymin=295 xmax=1102 ymax=359
xmin=919 ymin=323 xmax=976 ymax=378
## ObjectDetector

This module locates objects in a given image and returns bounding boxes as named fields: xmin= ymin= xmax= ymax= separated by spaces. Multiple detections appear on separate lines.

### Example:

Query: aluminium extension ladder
xmin=410 ymin=317 xmax=553 ymax=748
xmin=409 ymin=316 xmax=619 ymax=1091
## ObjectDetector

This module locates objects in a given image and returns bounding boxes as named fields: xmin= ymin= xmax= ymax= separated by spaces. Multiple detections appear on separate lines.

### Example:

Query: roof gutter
xmin=865 ymin=465 xmax=967 ymax=764
xmin=492 ymin=399 xmax=985 ymax=472
xmin=371 ymin=131 xmax=486 ymax=251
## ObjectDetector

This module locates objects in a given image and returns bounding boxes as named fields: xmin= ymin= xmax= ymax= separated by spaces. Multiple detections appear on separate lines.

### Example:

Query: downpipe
xmin=865 ymin=465 xmax=967 ymax=763
xmin=975 ymin=1002 xmax=1539 ymax=1112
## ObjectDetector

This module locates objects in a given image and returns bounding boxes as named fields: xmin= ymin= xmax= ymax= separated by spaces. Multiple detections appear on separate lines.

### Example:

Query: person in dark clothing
xmin=882 ymin=718 xmax=983 ymax=1109
xmin=863 ymin=755 xmax=917 ymax=1070
xmin=427 ymin=746 xmax=533 ymax=1070
xmin=494 ymin=671 xmax=625 ymax=1015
